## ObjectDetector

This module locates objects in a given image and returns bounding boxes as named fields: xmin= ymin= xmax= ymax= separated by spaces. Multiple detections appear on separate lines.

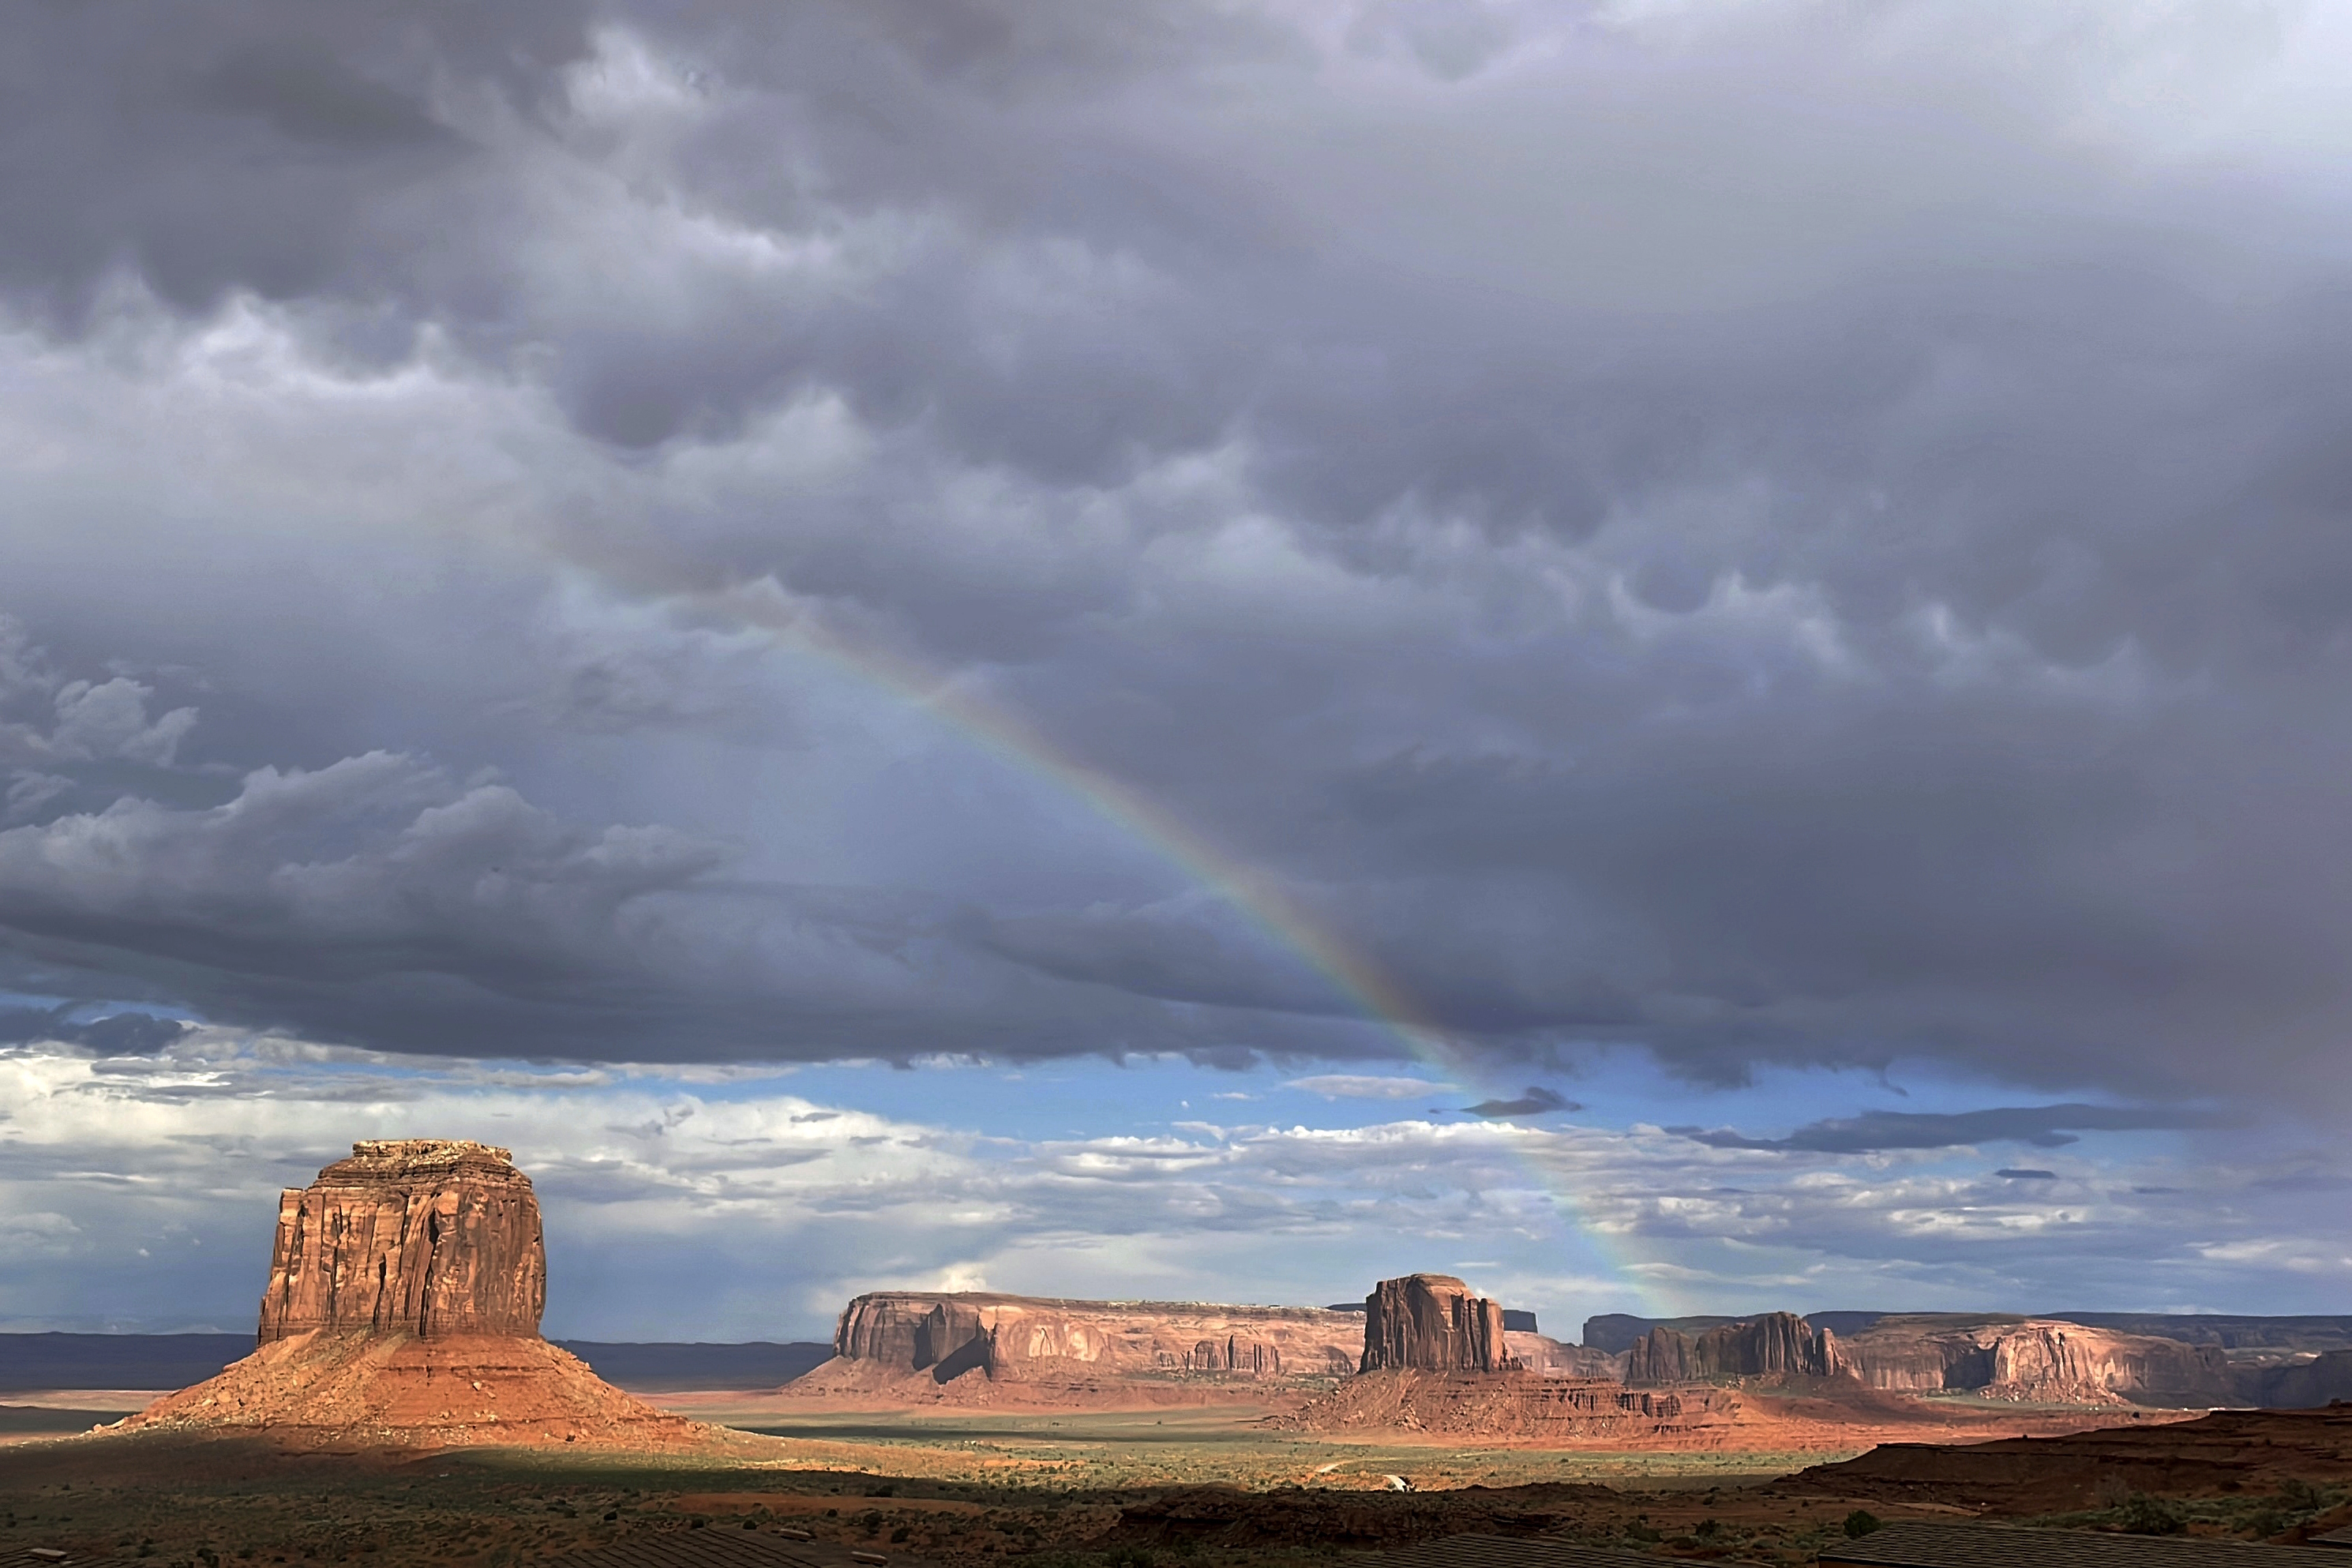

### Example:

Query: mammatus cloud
xmin=1666 ymin=1105 xmax=2218 ymax=1153
xmin=0 ymin=1 xmax=2346 ymax=1121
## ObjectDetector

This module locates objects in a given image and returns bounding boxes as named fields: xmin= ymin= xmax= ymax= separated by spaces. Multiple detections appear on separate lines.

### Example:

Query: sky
xmin=3 ymin=0 xmax=2352 ymax=1341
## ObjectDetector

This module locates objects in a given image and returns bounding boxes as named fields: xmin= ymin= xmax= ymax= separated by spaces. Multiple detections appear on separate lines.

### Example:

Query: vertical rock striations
xmin=1360 ymin=1274 xmax=1520 ymax=1374
xmin=257 ymin=1139 xmax=546 ymax=1342
xmin=1624 ymin=1312 xmax=1847 ymax=1384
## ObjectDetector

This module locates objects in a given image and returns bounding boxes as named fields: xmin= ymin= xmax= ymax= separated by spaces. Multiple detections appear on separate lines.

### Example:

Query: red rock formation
xmin=1506 ymin=1330 xmax=1622 ymax=1379
xmin=1273 ymin=1371 xmax=1738 ymax=1442
xmin=257 ymin=1139 xmax=546 ymax=1341
xmin=1623 ymin=1312 xmax=1847 ymax=1384
xmin=125 ymin=1139 xmax=712 ymax=1453
xmin=799 ymin=1292 xmax=1360 ymax=1401
xmin=1840 ymin=1316 xmax=2233 ymax=1403
xmin=1359 ymin=1274 xmax=1518 ymax=1374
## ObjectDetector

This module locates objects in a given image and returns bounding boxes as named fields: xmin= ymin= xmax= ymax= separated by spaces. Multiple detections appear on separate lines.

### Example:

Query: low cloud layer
xmin=2 ymin=1034 xmax=2343 ymax=1335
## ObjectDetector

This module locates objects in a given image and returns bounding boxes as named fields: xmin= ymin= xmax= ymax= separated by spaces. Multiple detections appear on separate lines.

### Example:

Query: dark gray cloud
xmin=0 ymin=735 xmax=1390 ymax=1063
xmin=0 ymin=0 xmax=2345 ymax=1114
xmin=0 ymin=1003 xmax=189 ymax=1055
xmin=1995 ymin=1168 xmax=2058 ymax=1180
xmin=1668 ymin=1105 xmax=2219 ymax=1154
xmin=1462 ymin=1086 xmax=1577 ymax=1119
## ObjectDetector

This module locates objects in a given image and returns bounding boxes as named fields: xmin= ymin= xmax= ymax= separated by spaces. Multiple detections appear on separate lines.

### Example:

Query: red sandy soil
xmin=119 ymin=1330 xmax=739 ymax=1454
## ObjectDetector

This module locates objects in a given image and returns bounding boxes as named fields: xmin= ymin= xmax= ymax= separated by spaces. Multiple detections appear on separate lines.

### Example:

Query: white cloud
xmin=1285 ymin=1074 xmax=1455 ymax=1100
xmin=0 ymin=1030 xmax=2345 ymax=1334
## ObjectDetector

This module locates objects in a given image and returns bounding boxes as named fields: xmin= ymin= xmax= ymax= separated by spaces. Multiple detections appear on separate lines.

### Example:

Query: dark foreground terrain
xmin=6 ymin=1407 xmax=2352 ymax=1568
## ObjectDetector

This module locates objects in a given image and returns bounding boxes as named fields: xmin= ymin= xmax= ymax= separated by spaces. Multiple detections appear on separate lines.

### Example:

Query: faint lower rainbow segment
xmin=710 ymin=580 xmax=1671 ymax=1318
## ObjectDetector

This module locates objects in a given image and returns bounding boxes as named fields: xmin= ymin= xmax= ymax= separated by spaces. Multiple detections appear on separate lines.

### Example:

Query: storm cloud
xmin=1 ymin=0 xmax=2348 ymax=1117
xmin=1667 ymin=1105 xmax=2221 ymax=1154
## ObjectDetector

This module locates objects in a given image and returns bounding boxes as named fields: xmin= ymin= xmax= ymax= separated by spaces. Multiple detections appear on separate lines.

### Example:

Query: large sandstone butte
xmin=1624 ymin=1311 xmax=1848 ymax=1384
xmin=125 ymin=1140 xmax=709 ymax=1453
xmin=788 ymin=1291 xmax=1364 ymax=1405
xmin=1359 ymin=1274 xmax=1518 ymax=1374
xmin=257 ymin=1138 xmax=546 ymax=1341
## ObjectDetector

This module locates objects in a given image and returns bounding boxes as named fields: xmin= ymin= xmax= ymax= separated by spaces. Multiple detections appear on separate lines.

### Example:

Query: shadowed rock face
xmin=257 ymin=1139 xmax=546 ymax=1343
xmin=1360 ymin=1274 xmax=1517 ymax=1374
xmin=1624 ymin=1311 xmax=1847 ymax=1384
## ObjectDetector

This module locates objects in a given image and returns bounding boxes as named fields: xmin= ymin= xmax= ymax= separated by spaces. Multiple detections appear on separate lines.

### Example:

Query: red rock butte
xmin=122 ymin=1139 xmax=714 ymax=1454
xmin=1360 ymin=1274 xmax=1518 ymax=1374
xmin=258 ymin=1138 xmax=546 ymax=1341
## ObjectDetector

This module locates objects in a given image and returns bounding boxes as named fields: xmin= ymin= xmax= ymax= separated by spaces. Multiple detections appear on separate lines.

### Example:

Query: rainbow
xmin=709 ymin=581 xmax=1667 ymax=1317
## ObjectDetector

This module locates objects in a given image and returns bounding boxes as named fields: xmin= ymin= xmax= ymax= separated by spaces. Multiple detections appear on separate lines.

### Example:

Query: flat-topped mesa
xmin=1360 ymin=1273 xmax=1521 ymax=1373
xmin=257 ymin=1138 xmax=546 ymax=1343
xmin=1625 ymin=1311 xmax=1847 ymax=1384
xmin=814 ymin=1290 xmax=1362 ymax=1394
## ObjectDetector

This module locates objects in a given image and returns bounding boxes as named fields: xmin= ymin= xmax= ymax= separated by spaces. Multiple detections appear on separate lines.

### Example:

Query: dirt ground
xmin=4 ymin=1395 xmax=2346 ymax=1568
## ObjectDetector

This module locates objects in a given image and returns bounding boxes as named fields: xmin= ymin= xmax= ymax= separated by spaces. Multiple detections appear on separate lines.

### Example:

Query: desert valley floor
xmin=10 ymin=1389 xmax=2352 ymax=1568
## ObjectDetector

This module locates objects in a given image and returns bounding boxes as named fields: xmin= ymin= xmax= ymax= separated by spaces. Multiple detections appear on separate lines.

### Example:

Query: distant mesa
xmin=787 ymin=1289 xmax=1367 ymax=1406
xmin=1838 ymin=1315 xmax=2234 ymax=1405
xmin=1590 ymin=1310 xmax=2256 ymax=1405
xmin=122 ymin=1139 xmax=714 ymax=1452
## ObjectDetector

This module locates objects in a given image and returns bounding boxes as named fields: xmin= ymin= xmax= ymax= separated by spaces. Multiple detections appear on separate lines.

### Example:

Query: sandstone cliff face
xmin=257 ymin=1139 xmax=546 ymax=1342
xmin=820 ymin=1292 xmax=1360 ymax=1390
xmin=1840 ymin=1317 xmax=2234 ymax=1402
xmin=1623 ymin=1312 xmax=1847 ymax=1384
xmin=1360 ymin=1274 xmax=1517 ymax=1374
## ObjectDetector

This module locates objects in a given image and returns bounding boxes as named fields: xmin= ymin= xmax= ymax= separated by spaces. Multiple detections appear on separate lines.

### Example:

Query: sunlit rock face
xmin=1841 ymin=1317 xmax=2234 ymax=1403
xmin=820 ymin=1290 xmax=1361 ymax=1387
xmin=256 ymin=1138 xmax=547 ymax=1343
xmin=1358 ymin=1274 xmax=1518 ymax=1374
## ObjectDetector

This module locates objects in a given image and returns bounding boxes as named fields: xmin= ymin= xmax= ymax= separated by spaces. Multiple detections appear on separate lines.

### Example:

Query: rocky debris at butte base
xmin=122 ymin=1139 xmax=712 ymax=1452
xmin=1270 ymin=1368 xmax=1739 ymax=1442
xmin=1359 ymin=1273 xmax=1519 ymax=1374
